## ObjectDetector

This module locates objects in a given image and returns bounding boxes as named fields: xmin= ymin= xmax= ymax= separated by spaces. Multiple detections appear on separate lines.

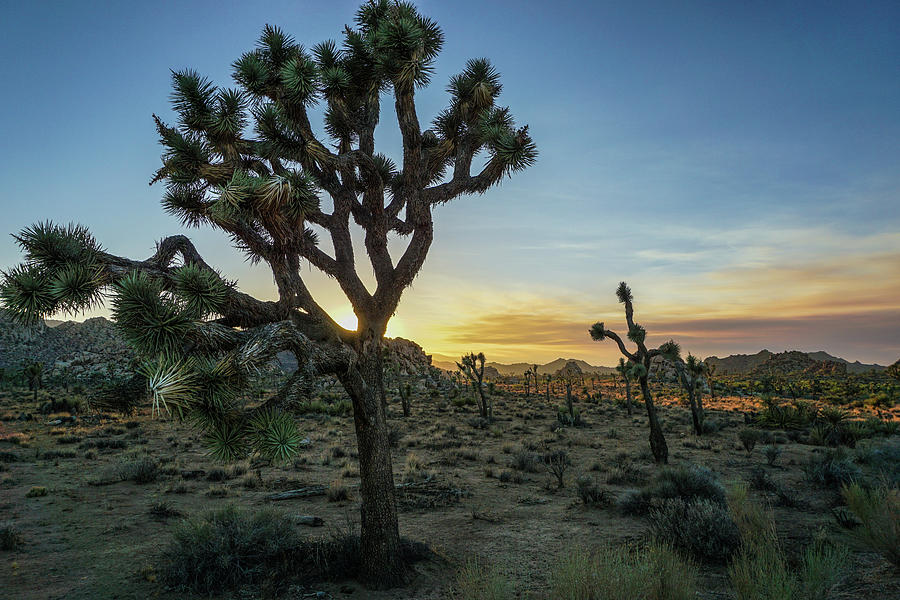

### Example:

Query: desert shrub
xmin=853 ymin=441 xmax=900 ymax=485
xmin=79 ymin=438 xmax=127 ymax=450
xmin=160 ymin=506 xmax=428 ymax=594
xmin=649 ymin=498 xmax=740 ymax=562
xmin=0 ymin=451 xmax=17 ymax=463
xmin=605 ymin=462 xmax=645 ymax=485
xmin=148 ymin=501 xmax=182 ymax=519
xmin=550 ymin=543 xmax=696 ymax=600
xmin=803 ymin=448 xmax=860 ymax=489
xmin=90 ymin=375 xmax=146 ymax=415
xmin=619 ymin=463 xmax=726 ymax=515
xmin=39 ymin=396 xmax=83 ymax=414
xmin=117 ymin=455 xmax=159 ymax=484
xmin=26 ymin=486 xmax=48 ymax=497
xmin=544 ymin=449 xmax=571 ymax=488
xmin=840 ymin=482 xmax=899 ymax=567
xmin=764 ymin=444 xmax=783 ymax=466
xmin=511 ymin=449 xmax=541 ymax=473
xmin=576 ymin=476 xmax=613 ymax=507
xmin=738 ymin=428 xmax=760 ymax=455
xmin=729 ymin=534 xmax=797 ymax=600
xmin=455 ymin=559 xmax=514 ymax=600
xmin=40 ymin=448 xmax=77 ymax=460
xmin=498 ymin=470 xmax=523 ymax=484
xmin=729 ymin=485 xmax=848 ymax=600
xmin=295 ymin=398 xmax=352 ymax=416
xmin=206 ymin=467 xmax=229 ymax=482
xmin=402 ymin=452 xmax=430 ymax=483
xmin=0 ymin=523 xmax=23 ymax=551
xmin=748 ymin=466 xmax=777 ymax=492
xmin=730 ymin=532 xmax=847 ymax=600
xmin=326 ymin=479 xmax=350 ymax=502
xmin=798 ymin=540 xmax=850 ymax=600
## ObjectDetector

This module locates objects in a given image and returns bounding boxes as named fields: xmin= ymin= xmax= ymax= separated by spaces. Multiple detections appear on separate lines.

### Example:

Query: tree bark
xmin=340 ymin=340 xmax=405 ymax=588
xmin=624 ymin=377 xmax=633 ymax=416
xmin=639 ymin=376 xmax=668 ymax=464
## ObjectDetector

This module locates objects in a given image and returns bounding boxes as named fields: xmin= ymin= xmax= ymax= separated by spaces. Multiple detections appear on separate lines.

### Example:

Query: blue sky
xmin=1 ymin=1 xmax=898 ymax=364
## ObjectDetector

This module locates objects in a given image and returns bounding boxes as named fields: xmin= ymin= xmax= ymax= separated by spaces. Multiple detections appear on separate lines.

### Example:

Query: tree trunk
xmin=639 ymin=376 xmax=668 ymax=464
xmin=624 ymin=378 xmax=633 ymax=416
xmin=340 ymin=340 xmax=404 ymax=588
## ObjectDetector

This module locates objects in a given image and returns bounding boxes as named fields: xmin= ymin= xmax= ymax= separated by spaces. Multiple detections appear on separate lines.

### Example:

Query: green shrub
xmin=117 ymin=456 xmax=159 ymax=484
xmin=160 ymin=506 xmax=428 ymax=594
xmin=26 ymin=486 xmax=48 ymax=497
xmin=803 ymin=449 xmax=860 ymax=488
xmin=0 ymin=522 xmax=23 ymax=550
xmin=455 ymin=559 xmax=514 ymax=600
xmin=619 ymin=463 xmax=726 ymax=515
xmin=511 ymin=449 xmax=541 ymax=473
xmin=550 ymin=543 xmax=696 ymax=600
xmin=764 ymin=444 xmax=783 ymax=466
xmin=576 ymin=476 xmax=613 ymax=507
xmin=649 ymin=498 xmax=740 ymax=562
xmin=738 ymin=428 xmax=760 ymax=455
xmin=840 ymin=482 xmax=899 ymax=567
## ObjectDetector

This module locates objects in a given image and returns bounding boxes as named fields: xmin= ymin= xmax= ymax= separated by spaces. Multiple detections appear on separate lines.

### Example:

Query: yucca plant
xmin=615 ymin=357 xmax=640 ymax=416
xmin=458 ymin=352 xmax=492 ymax=421
xmin=589 ymin=282 xmax=680 ymax=463
xmin=22 ymin=361 xmax=44 ymax=403
xmin=0 ymin=1 xmax=535 ymax=586
xmin=673 ymin=353 xmax=708 ymax=435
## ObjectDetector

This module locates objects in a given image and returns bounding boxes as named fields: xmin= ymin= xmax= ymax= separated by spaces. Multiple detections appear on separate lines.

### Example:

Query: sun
xmin=333 ymin=310 xmax=404 ymax=339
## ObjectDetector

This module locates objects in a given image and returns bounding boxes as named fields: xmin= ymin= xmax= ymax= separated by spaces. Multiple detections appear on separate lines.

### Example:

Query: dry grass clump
xmin=550 ymin=543 xmax=697 ymax=600
xmin=455 ymin=559 xmax=514 ymax=600
xmin=840 ymin=482 xmax=899 ymax=567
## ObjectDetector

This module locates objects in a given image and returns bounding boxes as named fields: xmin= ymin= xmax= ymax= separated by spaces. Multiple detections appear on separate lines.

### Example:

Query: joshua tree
xmin=0 ymin=2 xmax=535 ymax=586
xmin=615 ymin=357 xmax=638 ymax=416
xmin=673 ymin=353 xmax=707 ymax=436
xmin=556 ymin=362 xmax=582 ymax=425
xmin=457 ymin=352 xmax=491 ymax=420
xmin=887 ymin=359 xmax=900 ymax=383
xmin=23 ymin=362 xmax=44 ymax=403
xmin=522 ymin=370 xmax=531 ymax=397
xmin=398 ymin=381 xmax=412 ymax=418
xmin=589 ymin=282 xmax=679 ymax=463
xmin=705 ymin=361 xmax=717 ymax=400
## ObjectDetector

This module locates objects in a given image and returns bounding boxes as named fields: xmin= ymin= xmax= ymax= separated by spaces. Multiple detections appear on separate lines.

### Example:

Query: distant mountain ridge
xmin=432 ymin=349 xmax=886 ymax=377
xmin=431 ymin=355 xmax=616 ymax=376
xmin=704 ymin=349 xmax=885 ymax=375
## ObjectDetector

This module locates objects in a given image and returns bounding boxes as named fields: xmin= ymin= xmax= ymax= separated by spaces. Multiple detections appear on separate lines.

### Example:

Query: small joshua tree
xmin=522 ymin=370 xmax=531 ymax=397
xmin=615 ymin=357 xmax=639 ymax=416
xmin=458 ymin=352 xmax=491 ymax=421
xmin=0 ymin=2 xmax=535 ymax=586
xmin=23 ymin=361 xmax=44 ymax=403
xmin=589 ymin=282 xmax=679 ymax=463
xmin=398 ymin=382 xmax=412 ymax=418
xmin=673 ymin=354 xmax=707 ymax=436
xmin=556 ymin=362 xmax=582 ymax=425
xmin=544 ymin=449 xmax=570 ymax=489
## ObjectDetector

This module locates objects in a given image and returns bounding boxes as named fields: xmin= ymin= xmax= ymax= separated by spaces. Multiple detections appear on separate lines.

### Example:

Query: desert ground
xmin=0 ymin=382 xmax=897 ymax=599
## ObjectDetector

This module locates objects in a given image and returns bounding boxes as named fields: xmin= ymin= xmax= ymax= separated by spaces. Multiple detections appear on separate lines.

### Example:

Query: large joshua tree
xmin=589 ymin=282 xmax=679 ymax=463
xmin=0 ymin=1 xmax=535 ymax=586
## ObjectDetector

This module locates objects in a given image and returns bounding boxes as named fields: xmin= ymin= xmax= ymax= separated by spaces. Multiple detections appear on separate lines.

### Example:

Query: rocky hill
xmin=0 ymin=310 xmax=134 ymax=380
xmin=705 ymin=349 xmax=883 ymax=375
xmin=1 ymin=311 xmax=441 ymax=387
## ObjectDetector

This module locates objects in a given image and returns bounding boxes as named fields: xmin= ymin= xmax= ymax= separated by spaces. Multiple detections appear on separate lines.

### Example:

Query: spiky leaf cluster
xmin=0 ymin=223 xmax=106 ymax=324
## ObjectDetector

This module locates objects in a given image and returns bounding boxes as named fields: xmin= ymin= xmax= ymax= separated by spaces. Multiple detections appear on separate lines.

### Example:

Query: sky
xmin=1 ymin=1 xmax=898 ymax=366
